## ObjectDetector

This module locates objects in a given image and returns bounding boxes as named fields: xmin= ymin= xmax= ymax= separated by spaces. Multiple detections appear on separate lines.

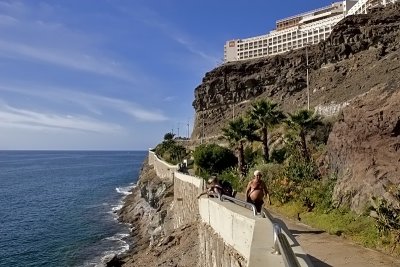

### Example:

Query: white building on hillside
xmin=346 ymin=0 xmax=398 ymax=15
xmin=223 ymin=0 xmax=397 ymax=63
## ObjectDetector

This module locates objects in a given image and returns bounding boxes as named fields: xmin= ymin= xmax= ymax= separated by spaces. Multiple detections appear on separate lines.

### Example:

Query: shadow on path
xmin=291 ymin=229 xmax=325 ymax=235
xmin=306 ymin=254 xmax=333 ymax=267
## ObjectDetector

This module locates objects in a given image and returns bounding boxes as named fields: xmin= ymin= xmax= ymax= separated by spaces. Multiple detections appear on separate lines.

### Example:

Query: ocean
xmin=0 ymin=150 xmax=146 ymax=267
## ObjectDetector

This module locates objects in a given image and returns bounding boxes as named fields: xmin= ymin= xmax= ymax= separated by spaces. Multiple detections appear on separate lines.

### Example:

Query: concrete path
xmin=269 ymin=211 xmax=400 ymax=267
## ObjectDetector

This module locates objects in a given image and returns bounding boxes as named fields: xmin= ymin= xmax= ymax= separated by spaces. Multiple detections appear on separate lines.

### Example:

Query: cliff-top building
xmin=223 ymin=0 xmax=397 ymax=62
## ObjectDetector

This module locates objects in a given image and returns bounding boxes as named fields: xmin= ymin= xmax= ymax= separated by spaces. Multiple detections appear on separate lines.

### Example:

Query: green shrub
xmin=154 ymin=139 xmax=187 ymax=164
xmin=270 ymin=146 xmax=287 ymax=164
xmin=285 ymin=157 xmax=319 ymax=183
xmin=218 ymin=168 xmax=242 ymax=191
xmin=298 ymin=178 xmax=335 ymax=212
xmin=369 ymin=185 xmax=400 ymax=252
xmin=193 ymin=144 xmax=237 ymax=177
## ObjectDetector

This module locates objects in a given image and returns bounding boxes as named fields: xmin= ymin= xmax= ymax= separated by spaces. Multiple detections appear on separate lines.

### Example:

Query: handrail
xmin=207 ymin=193 xmax=257 ymax=216
xmin=272 ymin=223 xmax=302 ymax=267
xmin=277 ymin=233 xmax=302 ymax=267
xmin=220 ymin=194 xmax=257 ymax=216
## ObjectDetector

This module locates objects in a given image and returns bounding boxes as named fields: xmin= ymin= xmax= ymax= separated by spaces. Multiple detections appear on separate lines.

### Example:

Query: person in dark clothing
xmin=197 ymin=176 xmax=223 ymax=198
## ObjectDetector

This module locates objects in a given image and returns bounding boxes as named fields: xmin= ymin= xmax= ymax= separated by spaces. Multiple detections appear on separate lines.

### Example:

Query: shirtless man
xmin=246 ymin=170 xmax=271 ymax=213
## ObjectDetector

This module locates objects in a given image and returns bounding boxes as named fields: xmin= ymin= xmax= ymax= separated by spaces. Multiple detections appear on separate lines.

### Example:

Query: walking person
xmin=246 ymin=170 xmax=271 ymax=213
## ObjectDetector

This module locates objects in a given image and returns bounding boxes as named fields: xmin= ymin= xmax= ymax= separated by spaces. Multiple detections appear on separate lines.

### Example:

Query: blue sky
xmin=0 ymin=0 xmax=334 ymax=150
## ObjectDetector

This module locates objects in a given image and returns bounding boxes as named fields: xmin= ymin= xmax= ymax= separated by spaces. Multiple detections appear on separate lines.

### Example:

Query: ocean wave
xmin=81 ymin=233 xmax=130 ymax=267
xmin=115 ymin=183 xmax=136 ymax=196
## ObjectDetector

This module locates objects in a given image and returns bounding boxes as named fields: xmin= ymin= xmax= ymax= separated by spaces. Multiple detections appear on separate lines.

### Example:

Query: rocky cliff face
xmin=191 ymin=3 xmax=400 ymax=212
xmin=328 ymin=82 xmax=400 ymax=212
xmin=191 ymin=3 xmax=400 ymax=141
xmin=113 ymin=160 xmax=199 ymax=267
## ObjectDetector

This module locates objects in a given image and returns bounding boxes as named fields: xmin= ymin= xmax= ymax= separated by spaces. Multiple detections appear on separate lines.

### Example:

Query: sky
xmin=0 ymin=0 xmax=335 ymax=150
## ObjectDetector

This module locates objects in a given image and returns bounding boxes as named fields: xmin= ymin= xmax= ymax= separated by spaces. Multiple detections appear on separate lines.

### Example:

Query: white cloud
xmin=92 ymin=94 xmax=169 ymax=122
xmin=0 ymin=39 xmax=136 ymax=82
xmin=121 ymin=5 xmax=219 ymax=65
xmin=163 ymin=96 xmax=176 ymax=102
xmin=0 ymin=83 xmax=169 ymax=122
xmin=0 ymin=103 xmax=124 ymax=133
xmin=0 ymin=14 xmax=17 ymax=25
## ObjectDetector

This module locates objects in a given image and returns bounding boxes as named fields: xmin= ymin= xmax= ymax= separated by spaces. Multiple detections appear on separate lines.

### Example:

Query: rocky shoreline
xmin=106 ymin=157 xmax=199 ymax=267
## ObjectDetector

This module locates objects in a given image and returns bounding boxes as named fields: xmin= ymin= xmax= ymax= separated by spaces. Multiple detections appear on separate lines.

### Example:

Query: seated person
xmin=246 ymin=170 xmax=271 ymax=213
xmin=197 ymin=176 xmax=223 ymax=199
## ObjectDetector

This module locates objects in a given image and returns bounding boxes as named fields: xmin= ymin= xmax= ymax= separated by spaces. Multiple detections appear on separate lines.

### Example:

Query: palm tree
xmin=222 ymin=116 xmax=258 ymax=178
xmin=285 ymin=109 xmax=322 ymax=161
xmin=248 ymin=99 xmax=285 ymax=162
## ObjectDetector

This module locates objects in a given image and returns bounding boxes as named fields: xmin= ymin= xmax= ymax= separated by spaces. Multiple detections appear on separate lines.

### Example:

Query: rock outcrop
xmin=114 ymin=159 xmax=200 ymax=267
xmin=328 ymin=82 xmax=400 ymax=212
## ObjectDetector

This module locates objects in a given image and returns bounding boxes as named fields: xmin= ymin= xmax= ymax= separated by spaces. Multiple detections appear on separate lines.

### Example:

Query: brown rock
xmin=327 ymin=82 xmax=400 ymax=213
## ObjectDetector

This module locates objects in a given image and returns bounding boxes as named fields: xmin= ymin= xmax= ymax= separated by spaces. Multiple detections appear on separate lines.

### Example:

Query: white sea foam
xmin=115 ymin=183 xmax=136 ymax=196
xmin=83 ymin=232 xmax=130 ymax=267
xmin=105 ymin=233 xmax=130 ymax=241
xmin=111 ymin=204 xmax=123 ymax=212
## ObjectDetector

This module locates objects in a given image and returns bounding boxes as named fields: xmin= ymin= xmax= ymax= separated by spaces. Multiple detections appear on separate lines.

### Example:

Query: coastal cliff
xmin=191 ymin=3 xmax=400 ymax=212
xmin=110 ymin=158 xmax=200 ymax=267
xmin=110 ymin=156 xmax=248 ymax=267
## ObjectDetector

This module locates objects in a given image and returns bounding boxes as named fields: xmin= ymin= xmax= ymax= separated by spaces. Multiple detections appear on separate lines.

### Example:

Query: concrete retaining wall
xmin=173 ymin=172 xmax=205 ymax=228
xmin=148 ymin=150 xmax=178 ymax=181
xmin=199 ymin=223 xmax=247 ymax=267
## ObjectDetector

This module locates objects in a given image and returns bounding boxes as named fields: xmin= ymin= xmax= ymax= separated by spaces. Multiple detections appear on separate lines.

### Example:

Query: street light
xmin=306 ymin=43 xmax=310 ymax=110
xmin=201 ymin=108 xmax=205 ymax=144
xmin=299 ymin=29 xmax=310 ymax=110
xmin=187 ymin=120 xmax=190 ymax=139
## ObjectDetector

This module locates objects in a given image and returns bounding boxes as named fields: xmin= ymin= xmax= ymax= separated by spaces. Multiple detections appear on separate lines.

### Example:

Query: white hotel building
xmin=224 ymin=0 xmax=397 ymax=62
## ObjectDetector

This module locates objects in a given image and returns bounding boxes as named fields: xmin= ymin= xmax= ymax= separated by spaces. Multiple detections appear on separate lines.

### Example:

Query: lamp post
xmin=201 ymin=108 xmax=205 ymax=144
xmin=187 ymin=120 xmax=190 ymax=139
xmin=306 ymin=44 xmax=310 ymax=110
xmin=299 ymin=29 xmax=310 ymax=110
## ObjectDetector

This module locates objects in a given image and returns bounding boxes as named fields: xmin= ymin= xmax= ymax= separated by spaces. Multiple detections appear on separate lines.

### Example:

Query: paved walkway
xmin=270 ymin=211 xmax=400 ymax=267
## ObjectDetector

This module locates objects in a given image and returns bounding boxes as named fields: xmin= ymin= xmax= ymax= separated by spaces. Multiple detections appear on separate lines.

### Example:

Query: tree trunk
xmin=262 ymin=127 xmax=269 ymax=162
xmin=237 ymin=142 xmax=246 ymax=179
xmin=300 ymin=130 xmax=309 ymax=161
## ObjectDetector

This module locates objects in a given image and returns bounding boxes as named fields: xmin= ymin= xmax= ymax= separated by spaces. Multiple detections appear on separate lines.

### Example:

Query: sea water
xmin=0 ymin=150 xmax=146 ymax=267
